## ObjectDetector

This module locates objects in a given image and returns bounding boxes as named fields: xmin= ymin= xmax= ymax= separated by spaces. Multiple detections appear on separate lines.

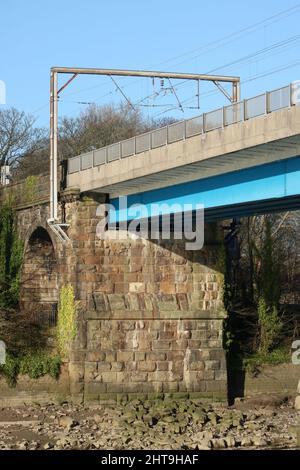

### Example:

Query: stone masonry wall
xmin=0 ymin=364 xmax=70 ymax=406
xmin=1 ymin=180 xmax=228 ymax=403
xmin=243 ymin=364 xmax=299 ymax=397
xmin=65 ymin=194 xmax=227 ymax=403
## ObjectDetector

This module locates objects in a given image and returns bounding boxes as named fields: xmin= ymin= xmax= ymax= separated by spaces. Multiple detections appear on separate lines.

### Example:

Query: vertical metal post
xmin=50 ymin=71 xmax=54 ymax=221
xmin=53 ymin=72 xmax=58 ymax=220
xmin=50 ymin=70 xmax=58 ymax=221
xmin=289 ymin=82 xmax=293 ymax=107
xmin=243 ymin=99 xmax=247 ymax=121
xmin=232 ymin=81 xmax=240 ymax=103
xmin=265 ymin=91 xmax=269 ymax=114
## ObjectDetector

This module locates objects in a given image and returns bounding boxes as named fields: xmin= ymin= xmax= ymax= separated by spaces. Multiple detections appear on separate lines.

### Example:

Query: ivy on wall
xmin=0 ymin=203 xmax=23 ymax=308
xmin=0 ymin=352 xmax=61 ymax=387
xmin=24 ymin=175 xmax=38 ymax=202
xmin=0 ymin=203 xmax=62 ymax=387
xmin=56 ymin=284 xmax=79 ymax=358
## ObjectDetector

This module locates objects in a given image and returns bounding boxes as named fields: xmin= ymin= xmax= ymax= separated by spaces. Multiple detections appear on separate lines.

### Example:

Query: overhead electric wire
xmin=206 ymin=33 xmax=300 ymax=74
xmin=150 ymin=32 xmax=300 ymax=111
xmin=31 ymin=3 xmax=300 ymax=122
xmin=61 ymin=54 xmax=300 ymax=121
xmin=54 ymin=4 xmax=300 ymax=105
xmin=109 ymin=76 xmax=135 ymax=110
xmin=165 ymin=3 xmax=300 ymax=68
xmin=152 ymin=58 xmax=300 ymax=118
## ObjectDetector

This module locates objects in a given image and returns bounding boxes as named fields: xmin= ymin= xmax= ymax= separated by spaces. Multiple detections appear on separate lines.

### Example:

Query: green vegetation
xmin=0 ymin=202 xmax=62 ymax=387
xmin=0 ymin=309 xmax=62 ymax=387
xmin=0 ymin=352 xmax=61 ymax=387
xmin=56 ymin=284 xmax=78 ymax=358
xmin=24 ymin=175 xmax=38 ymax=202
xmin=0 ymin=203 xmax=23 ymax=308
xmin=225 ymin=216 xmax=289 ymax=376
xmin=260 ymin=219 xmax=280 ymax=307
xmin=255 ymin=220 xmax=282 ymax=357
xmin=257 ymin=297 xmax=282 ymax=356
xmin=243 ymin=348 xmax=290 ymax=375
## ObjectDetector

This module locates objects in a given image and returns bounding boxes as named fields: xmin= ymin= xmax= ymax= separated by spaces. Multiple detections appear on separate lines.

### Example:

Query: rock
xmin=191 ymin=431 xmax=205 ymax=442
xmin=0 ymin=400 xmax=297 ymax=450
xmin=288 ymin=425 xmax=298 ymax=436
xmin=207 ymin=412 xmax=218 ymax=425
xmin=247 ymin=421 xmax=259 ymax=430
xmin=219 ymin=423 xmax=231 ymax=433
xmin=297 ymin=380 xmax=300 ymax=395
xmin=294 ymin=396 xmax=300 ymax=411
xmin=224 ymin=436 xmax=236 ymax=448
xmin=235 ymin=394 xmax=289 ymax=410
xmin=59 ymin=416 xmax=78 ymax=430
xmin=18 ymin=441 xmax=28 ymax=450
xmin=93 ymin=413 xmax=104 ymax=424
xmin=29 ymin=441 xmax=39 ymax=450
xmin=196 ymin=440 xmax=213 ymax=450
xmin=43 ymin=442 xmax=53 ymax=450
xmin=253 ymin=437 xmax=267 ymax=447
xmin=241 ymin=437 xmax=253 ymax=447
xmin=211 ymin=438 xmax=227 ymax=449
xmin=191 ymin=409 xmax=207 ymax=425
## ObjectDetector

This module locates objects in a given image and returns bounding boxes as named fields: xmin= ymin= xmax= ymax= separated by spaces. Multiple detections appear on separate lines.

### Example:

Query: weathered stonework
xmin=1 ymin=177 xmax=228 ymax=403
xmin=0 ymin=364 xmax=70 ymax=406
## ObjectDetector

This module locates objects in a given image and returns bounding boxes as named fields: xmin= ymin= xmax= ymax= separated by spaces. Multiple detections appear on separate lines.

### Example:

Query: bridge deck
xmin=67 ymin=84 xmax=300 ymax=199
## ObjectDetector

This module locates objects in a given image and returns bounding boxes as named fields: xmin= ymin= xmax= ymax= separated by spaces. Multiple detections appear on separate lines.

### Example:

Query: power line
xmin=66 ymin=30 xmax=300 ymax=116
xmin=30 ymin=4 xmax=300 ymax=122
xmin=207 ymin=33 xmax=300 ymax=74
xmin=152 ymin=58 xmax=300 ymax=118
xmin=61 ymin=55 xmax=300 ymax=121
xmin=49 ymin=4 xmax=300 ymax=107
xmin=164 ymin=3 xmax=300 ymax=69
xmin=109 ymin=76 xmax=135 ymax=110
xmin=153 ymin=32 xmax=300 ymax=108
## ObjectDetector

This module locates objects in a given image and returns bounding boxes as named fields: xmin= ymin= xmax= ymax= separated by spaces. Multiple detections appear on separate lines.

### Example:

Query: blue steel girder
xmin=109 ymin=156 xmax=300 ymax=223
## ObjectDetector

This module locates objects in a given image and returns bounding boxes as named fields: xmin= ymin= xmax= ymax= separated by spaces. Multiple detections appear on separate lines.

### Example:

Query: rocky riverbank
xmin=0 ymin=397 xmax=298 ymax=450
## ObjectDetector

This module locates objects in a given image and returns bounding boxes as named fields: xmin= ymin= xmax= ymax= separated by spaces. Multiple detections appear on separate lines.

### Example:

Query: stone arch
xmin=20 ymin=226 xmax=58 ymax=326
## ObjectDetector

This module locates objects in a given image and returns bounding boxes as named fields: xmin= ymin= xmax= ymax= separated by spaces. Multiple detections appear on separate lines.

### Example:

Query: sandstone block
xmin=117 ymin=351 xmax=134 ymax=362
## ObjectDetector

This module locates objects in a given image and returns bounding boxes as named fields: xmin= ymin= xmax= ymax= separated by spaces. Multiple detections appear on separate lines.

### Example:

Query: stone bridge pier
xmin=3 ymin=179 xmax=227 ymax=403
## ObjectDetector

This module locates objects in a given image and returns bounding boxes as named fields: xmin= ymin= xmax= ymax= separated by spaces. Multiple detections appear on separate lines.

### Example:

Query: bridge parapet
xmin=68 ymin=83 xmax=294 ymax=176
xmin=0 ymin=173 xmax=50 ymax=209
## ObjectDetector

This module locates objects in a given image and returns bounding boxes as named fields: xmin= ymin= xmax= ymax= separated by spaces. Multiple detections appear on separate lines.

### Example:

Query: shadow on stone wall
xmin=20 ymin=226 xmax=58 ymax=327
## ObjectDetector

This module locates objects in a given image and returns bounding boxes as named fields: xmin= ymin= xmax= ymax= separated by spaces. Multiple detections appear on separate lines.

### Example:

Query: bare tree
xmin=13 ymin=141 xmax=49 ymax=179
xmin=58 ymin=103 xmax=170 ymax=159
xmin=13 ymin=102 xmax=178 ymax=179
xmin=0 ymin=108 xmax=47 ymax=170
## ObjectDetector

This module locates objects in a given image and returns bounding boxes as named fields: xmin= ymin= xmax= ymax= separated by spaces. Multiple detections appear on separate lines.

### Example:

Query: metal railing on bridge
xmin=68 ymin=83 xmax=295 ymax=174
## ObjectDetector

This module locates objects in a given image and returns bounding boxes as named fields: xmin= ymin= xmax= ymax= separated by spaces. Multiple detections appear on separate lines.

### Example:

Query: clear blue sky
xmin=2 ymin=0 xmax=300 ymax=127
